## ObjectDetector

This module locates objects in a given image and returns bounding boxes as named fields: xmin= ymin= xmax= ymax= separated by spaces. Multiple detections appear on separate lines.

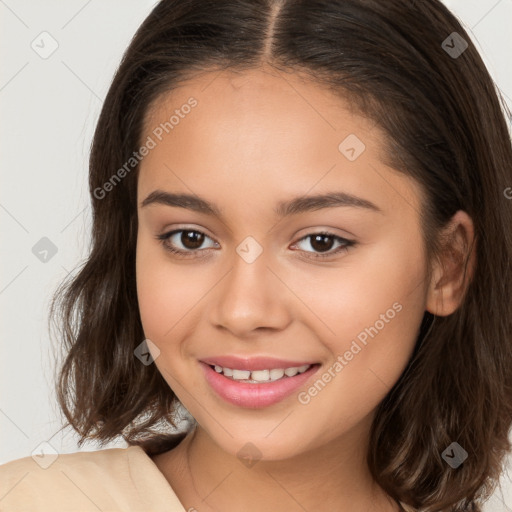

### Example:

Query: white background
xmin=1 ymin=1 xmax=511 ymax=509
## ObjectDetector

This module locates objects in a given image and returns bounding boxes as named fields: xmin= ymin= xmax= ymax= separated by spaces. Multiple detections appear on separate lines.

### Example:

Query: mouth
xmin=199 ymin=360 xmax=321 ymax=408
xmin=207 ymin=363 xmax=312 ymax=383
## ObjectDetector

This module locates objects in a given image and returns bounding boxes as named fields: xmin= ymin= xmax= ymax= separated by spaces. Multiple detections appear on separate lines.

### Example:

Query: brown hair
xmin=49 ymin=1 xmax=512 ymax=510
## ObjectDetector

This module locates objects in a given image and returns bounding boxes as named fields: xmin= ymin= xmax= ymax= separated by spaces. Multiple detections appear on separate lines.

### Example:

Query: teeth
xmin=251 ymin=369 xmax=270 ymax=381
xmin=269 ymin=368 xmax=285 ymax=381
xmin=232 ymin=369 xmax=251 ymax=380
xmin=212 ymin=364 xmax=311 ymax=382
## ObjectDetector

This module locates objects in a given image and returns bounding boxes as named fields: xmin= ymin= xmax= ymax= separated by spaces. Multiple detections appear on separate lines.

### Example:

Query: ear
xmin=425 ymin=210 xmax=477 ymax=317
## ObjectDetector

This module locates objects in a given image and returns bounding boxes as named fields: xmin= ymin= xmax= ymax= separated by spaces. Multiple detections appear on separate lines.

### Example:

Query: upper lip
xmin=200 ymin=355 xmax=317 ymax=371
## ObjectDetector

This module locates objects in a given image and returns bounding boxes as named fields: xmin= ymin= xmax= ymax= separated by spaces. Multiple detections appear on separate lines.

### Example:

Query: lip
xmin=200 ymin=361 xmax=321 ymax=408
xmin=200 ymin=355 xmax=317 ymax=371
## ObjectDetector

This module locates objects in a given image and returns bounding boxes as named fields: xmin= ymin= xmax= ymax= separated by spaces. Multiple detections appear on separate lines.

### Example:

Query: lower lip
xmin=200 ymin=362 xmax=320 ymax=408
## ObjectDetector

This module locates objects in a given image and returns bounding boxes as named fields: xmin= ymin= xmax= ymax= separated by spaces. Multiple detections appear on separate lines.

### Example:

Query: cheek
xmin=291 ymin=230 xmax=427 ymax=387
xmin=136 ymin=232 xmax=183 ymax=341
xmin=135 ymin=231 xmax=213 ymax=345
xmin=290 ymin=267 xmax=425 ymax=444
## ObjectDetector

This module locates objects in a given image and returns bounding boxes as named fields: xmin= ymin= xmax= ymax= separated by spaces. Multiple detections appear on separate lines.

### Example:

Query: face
xmin=136 ymin=67 xmax=430 ymax=462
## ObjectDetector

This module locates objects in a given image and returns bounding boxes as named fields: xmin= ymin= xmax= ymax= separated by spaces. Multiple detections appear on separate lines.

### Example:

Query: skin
xmin=135 ymin=66 xmax=475 ymax=512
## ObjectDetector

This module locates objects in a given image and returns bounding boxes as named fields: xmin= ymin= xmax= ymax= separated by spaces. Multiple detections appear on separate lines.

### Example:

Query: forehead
xmin=138 ymin=67 xmax=424 ymax=220
xmin=142 ymin=66 xmax=382 ymax=149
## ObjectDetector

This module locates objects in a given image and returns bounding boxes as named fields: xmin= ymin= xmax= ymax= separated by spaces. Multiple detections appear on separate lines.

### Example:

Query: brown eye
xmin=156 ymin=228 xmax=219 ymax=258
xmin=292 ymin=232 xmax=355 ymax=259
xmin=309 ymin=234 xmax=335 ymax=252
xmin=180 ymin=230 xmax=205 ymax=249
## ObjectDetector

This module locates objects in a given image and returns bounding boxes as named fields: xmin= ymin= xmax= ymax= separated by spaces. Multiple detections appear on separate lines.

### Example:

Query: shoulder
xmin=0 ymin=445 xmax=163 ymax=511
xmin=0 ymin=445 xmax=133 ymax=483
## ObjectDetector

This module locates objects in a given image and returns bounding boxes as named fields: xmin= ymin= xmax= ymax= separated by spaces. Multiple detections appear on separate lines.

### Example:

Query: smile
xmin=200 ymin=361 xmax=321 ymax=408
xmin=211 ymin=364 xmax=311 ymax=383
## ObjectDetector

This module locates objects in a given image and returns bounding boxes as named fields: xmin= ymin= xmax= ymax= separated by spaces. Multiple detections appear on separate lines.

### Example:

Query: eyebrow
xmin=140 ymin=190 xmax=382 ymax=217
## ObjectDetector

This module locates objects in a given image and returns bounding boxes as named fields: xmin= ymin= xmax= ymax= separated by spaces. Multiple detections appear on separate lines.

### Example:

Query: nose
xmin=208 ymin=246 xmax=293 ymax=338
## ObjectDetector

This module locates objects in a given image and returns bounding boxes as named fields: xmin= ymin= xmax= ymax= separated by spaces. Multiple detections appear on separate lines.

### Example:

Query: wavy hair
xmin=49 ymin=1 xmax=512 ymax=510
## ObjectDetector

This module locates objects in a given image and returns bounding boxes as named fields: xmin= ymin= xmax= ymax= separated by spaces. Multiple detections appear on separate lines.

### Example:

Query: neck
xmin=153 ymin=423 xmax=400 ymax=512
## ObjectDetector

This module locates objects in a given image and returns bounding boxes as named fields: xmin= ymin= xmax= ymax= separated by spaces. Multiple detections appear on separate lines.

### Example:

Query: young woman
xmin=1 ymin=1 xmax=511 ymax=511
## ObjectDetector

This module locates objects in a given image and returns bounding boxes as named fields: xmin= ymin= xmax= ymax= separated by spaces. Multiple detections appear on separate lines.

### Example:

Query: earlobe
xmin=425 ymin=210 xmax=476 ymax=317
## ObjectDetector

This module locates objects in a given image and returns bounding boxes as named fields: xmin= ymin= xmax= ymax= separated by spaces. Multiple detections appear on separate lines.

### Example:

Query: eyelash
xmin=156 ymin=229 xmax=356 ymax=260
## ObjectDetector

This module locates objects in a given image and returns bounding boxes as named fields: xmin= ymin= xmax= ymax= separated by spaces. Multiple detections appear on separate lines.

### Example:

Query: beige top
xmin=0 ymin=445 xmax=186 ymax=512
xmin=0 ymin=445 xmax=417 ymax=512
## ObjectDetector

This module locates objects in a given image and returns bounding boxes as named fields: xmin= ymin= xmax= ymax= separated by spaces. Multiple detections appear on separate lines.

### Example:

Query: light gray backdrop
xmin=1 ymin=1 xmax=511 ymax=509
